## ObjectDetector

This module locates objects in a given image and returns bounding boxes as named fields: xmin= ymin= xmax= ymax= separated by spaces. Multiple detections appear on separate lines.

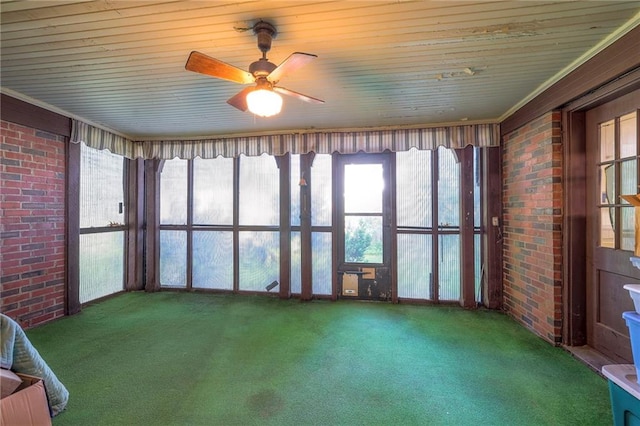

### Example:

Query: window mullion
xmin=432 ymin=148 xmax=439 ymax=302
xmin=187 ymin=160 xmax=194 ymax=290
xmin=233 ymin=157 xmax=240 ymax=293
xmin=615 ymin=116 xmax=623 ymax=250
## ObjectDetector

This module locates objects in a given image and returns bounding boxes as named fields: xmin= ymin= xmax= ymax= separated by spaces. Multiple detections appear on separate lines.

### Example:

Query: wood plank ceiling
xmin=1 ymin=1 xmax=639 ymax=139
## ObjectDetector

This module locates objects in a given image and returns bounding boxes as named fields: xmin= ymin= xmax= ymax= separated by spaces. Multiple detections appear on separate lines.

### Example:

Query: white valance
xmin=72 ymin=119 xmax=500 ymax=160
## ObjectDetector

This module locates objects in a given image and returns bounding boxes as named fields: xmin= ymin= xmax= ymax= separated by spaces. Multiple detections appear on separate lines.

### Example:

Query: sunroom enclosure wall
xmin=154 ymin=148 xmax=487 ymax=304
xmin=1 ymin=93 xmax=502 ymax=328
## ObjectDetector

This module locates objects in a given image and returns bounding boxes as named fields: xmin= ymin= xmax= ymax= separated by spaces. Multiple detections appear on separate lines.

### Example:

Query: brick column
xmin=1 ymin=120 xmax=66 ymax=328
xmin=502 ymin=111 xmax=563 ymax=344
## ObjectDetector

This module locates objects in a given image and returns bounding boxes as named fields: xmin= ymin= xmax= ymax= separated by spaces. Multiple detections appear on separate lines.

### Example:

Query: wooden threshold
xmin=564 ymin=345 xmax=618 ymax=378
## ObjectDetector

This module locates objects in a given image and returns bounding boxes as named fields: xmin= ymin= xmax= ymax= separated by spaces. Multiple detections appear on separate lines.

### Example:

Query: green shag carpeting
xmin=25 ymin=292 xmax=611 ymax=425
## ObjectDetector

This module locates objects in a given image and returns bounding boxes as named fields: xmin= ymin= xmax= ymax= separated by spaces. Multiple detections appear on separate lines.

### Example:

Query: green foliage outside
xmin=345 ymin=218 xmax=382 ymax=263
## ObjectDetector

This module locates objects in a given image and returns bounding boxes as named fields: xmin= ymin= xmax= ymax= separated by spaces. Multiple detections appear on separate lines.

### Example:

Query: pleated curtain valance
xmin=71 ymin=119 xmax=500 ymax=160
xmin=71 ymin=120 xmax=143 ymax=159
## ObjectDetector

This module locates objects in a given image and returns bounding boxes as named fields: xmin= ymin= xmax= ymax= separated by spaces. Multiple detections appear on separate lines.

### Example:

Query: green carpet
xmin=25 ymin=292 xmax=611 ymax=425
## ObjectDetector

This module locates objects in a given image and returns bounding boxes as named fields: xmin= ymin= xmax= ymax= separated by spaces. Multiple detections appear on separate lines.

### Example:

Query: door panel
xmin=586 ymin=89 xmax=640 ymax=362
xmin=592 ymin=270 xmax=637 ymax=363
xmin=594 ymin=270 xmax=635 ymax=361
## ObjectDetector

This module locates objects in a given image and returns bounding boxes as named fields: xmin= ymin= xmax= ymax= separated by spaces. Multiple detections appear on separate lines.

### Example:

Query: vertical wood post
xmin=300 ymin=153 xmax=313 ymax=301
xmin=483 ymin=146 xmax=503 ymax=309
xmin=66 ymin=140 xmax=81 ymax=314
xmin=126 ymin=158 xmax=145 ymax=291
xmin=144 ymin=160 xmax=161 ymax=292
xmin=278 ymin=154 xmax=291 ymax=299
xmin=459 ymin=145 xmax=476 ymax=308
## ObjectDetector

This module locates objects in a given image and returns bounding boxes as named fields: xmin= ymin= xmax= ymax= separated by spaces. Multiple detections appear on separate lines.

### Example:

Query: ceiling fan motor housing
xmin=249 ymin=58 xmax=277 ymax=77
xmin=253 ymin=21 xmax=277 ymax=54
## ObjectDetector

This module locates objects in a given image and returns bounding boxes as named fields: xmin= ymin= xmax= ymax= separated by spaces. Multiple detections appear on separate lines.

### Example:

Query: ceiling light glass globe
xmin=246 ymin=89 xmax=283 ymax=117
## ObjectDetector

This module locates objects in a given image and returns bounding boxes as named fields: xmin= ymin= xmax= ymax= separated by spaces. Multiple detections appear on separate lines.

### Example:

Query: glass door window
xmin=598 ymin=111 xmax=638 ymax=250
xmin=344 ymin=163 xmax=384 ymax=264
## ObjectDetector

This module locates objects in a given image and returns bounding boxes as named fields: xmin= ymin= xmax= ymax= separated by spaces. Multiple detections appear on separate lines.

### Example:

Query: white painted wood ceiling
xmin=1 ymin=1 xmax=639 ymax=139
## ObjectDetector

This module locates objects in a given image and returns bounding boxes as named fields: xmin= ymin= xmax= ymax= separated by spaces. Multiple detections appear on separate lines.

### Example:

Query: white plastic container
xmin=624 ymin=284 xmax=640 ymax=313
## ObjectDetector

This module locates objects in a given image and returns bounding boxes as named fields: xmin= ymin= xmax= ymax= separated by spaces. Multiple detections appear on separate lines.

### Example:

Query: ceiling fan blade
xmin=227 ymin=87 xmax=255 ymax=112
xmin=185 ymin=51 xmax=254 ymax=85
xmin=268 ymin=52 xmax=317 ymax=84
xmin=274 ymin=86 xmax=324 ymax=104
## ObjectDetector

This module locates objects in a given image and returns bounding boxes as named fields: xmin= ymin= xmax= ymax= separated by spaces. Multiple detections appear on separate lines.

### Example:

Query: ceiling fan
xmin=185 ymin=20 xmax=324 ymax=117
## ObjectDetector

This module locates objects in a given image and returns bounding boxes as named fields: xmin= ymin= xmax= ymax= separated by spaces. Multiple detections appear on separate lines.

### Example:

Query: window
xmin=311 ymin=155 xmax=332 ymax=295
xmin=193 ymin=157 xmax=234 ymax=290
xmin=238 ymin=154 xmax=280 ymax=291
xmin=158 ymin=154 xmax=280 ymax=291
xmin=79 ymin=144 xmax=126 ymax=303
xmin=159 ymin=159 xmax=188 ymax=287
xmin=290 ymin=153 xmax=333 ymax=296
xmin=160 ymin=159 xmax=188 ymax=225
xmin=396 ymin=147 xmax=481 ymax=302
xmin=344 ymin=163 xmax=384 ymax=264
xmin=598 ymin=111 xmax=638 ymax=250
xmin=156 ymin=147 xmax=484 ymax=301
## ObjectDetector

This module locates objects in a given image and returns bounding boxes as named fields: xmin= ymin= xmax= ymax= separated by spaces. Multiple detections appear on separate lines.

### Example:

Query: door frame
xmin=563 ymin=72 xmax=640 ymax=347
xmin=334 ymin=152 xmax=395 ymax=301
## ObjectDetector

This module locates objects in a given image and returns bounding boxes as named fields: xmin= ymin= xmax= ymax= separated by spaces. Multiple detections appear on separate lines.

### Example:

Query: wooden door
xmin=586 ymin=89 xmax=640 ymax=362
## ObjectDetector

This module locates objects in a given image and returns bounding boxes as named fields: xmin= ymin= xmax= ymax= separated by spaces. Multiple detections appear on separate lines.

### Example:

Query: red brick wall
xmin=502 ymin=111 xmax=563 ymax=344
xmin=1 ymin=120 xmax=66 ymax=328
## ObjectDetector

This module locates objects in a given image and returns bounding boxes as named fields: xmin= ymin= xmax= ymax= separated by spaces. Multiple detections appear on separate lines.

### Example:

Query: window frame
xmin=77 ymin=143 xmax=129 ymax=304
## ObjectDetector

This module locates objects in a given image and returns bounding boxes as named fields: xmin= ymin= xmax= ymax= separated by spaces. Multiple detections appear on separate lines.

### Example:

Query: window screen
xmin=312 ymin=232 xmax=332 ymax=295
xmin=239 ymin=231 xmax=279 ymax=291
xmin=79 ymin=232 xmax=124 ymax=303
xmin=80 ymin=143 xmax=124 ymax=228
xmin=311 ymin=155 xmax=332 ymax=226
xmin=160 ymin=230 xmax=187 ymax=287
xmin=239 ymin=154 xmax=279 ymax=226
xmin=397 ymin=234 xmax=432 ymax=299
xmin=438 ymin=146 xmax=460 ymax=228
xmin=79 ymin=144 xmax=126 ymax=303
xmin=291 ymin=154 xmax=301 ymax=227
xmin=474 ymin=147 xmax=481 ymax=228
xmin=439 ymin=234 xmax=461 ymax=301
xmin=193 ymin=157 xmax=233 ymax=225
xmin=160 ymin=159 xmax=188 ymax=225
xmin=192 ymin=231 xmax=233 ymax=290
xmin=397 ymin=148 xmax=432 ymax=228
xmin=395 ymin=147 xmax=465 ymax=302
xmin=291 ymin=231 xmax=301 ymax=294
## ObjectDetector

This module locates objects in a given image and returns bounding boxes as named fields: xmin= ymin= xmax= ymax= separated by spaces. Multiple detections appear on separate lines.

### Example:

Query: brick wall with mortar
xmin=1 ymin=119 xmax=66 ymax=328
xmin=502 ymin=111 xmax=563 ymax=344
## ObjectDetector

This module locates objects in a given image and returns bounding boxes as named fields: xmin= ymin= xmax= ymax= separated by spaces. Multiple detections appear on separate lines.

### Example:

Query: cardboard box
xmin=342 ymin=273 xmax=358 ymax=296
xmin=0 ymin=369 xmax=22 ymax=399
xmin=0 ymin=373 xmax=51 ymax=426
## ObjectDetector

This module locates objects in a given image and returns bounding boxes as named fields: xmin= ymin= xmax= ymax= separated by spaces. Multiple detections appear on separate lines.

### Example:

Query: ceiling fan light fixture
xmin=246 ymin=88 xmax=283 ymax=117
xmin=185 ymin=20 xmax=323 ymax=116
